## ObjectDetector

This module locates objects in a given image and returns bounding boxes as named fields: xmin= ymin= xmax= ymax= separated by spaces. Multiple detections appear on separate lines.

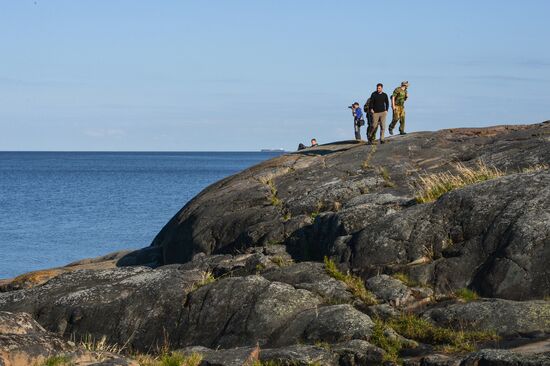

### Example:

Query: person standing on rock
xmin=389 ymin=81 xmax=409 ymax=135
xmin=364 ymin=98 xmax=374 ymax=143
xmin=369 ymin=83 xmax=389 ymax=144
xmin=351 ymin=102 xmax=365 ymax=140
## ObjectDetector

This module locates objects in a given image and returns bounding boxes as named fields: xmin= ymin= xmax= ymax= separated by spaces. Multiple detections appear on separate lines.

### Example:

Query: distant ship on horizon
xmin=260 ymin=148 xmax=285 ymax=152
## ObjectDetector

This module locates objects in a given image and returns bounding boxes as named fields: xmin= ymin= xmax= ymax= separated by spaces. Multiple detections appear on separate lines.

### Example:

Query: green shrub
xmin=324 ymin=257 xmax=377 ymax=305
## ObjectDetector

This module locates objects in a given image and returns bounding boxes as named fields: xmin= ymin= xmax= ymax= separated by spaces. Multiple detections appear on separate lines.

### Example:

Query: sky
xmin=0 ymin=0 xmax=549 ymax=151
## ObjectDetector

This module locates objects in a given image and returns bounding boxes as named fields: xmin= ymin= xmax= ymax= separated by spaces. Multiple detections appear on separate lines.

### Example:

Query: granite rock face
xmin=135 ymin=122 xmax=550 ymax=301
xmin=1 ymin=123 xmax=550 ymax=365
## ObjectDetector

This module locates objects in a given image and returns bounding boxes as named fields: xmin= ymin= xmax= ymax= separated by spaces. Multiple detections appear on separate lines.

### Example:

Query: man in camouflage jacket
xmin=389 ymin=81 xmax=409 ymax=135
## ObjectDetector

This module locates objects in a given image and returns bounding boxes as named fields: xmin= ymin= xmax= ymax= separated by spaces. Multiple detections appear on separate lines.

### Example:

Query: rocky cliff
xmin=1 ymin=122 xmax=549 ymax=366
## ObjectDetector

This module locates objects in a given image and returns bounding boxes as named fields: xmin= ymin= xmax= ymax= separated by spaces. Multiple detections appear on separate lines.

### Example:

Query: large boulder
xmin=0 ymin=255 xmax=377 ymax=353
xmin=124 ymin=122 xmax=550 ymax=301
xmin=0 ymin=266 xmax=204 ymax=351
xmin=0 ymin=311 xmax=72 ymax=366
xmin=422 ymin=299 xmax=550 ymax=337
xmin=340 ymin=170 xmax=550 ymax=300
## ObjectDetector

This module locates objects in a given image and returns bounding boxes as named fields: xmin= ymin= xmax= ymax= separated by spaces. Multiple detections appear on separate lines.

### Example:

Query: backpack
xmin=363 ymin=98 xmax=371 ymax=113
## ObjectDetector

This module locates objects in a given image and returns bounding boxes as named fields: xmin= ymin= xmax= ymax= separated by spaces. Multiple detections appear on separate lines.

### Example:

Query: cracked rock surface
xmin=1 ymin=123 xmax=550 ymax=365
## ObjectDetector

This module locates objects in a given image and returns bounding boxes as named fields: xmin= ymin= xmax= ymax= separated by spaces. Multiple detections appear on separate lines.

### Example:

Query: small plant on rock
xmin=455 ymin=288 xmax=479 ymax=302
xmin=324 ymin=257 xmax=377 ymax=305
xmin=270 ymin=256 xmax=292 ymax=267
xmin=413 ymin=161 xmax=504 ymax=203
xmin=42 ymin=355 xmax=73 ymax=366
xmin=392 ymin=273 xmax=418 ymax=287
xmin=191 ymin=271 xmax=215 ymax=291
xmin=369 ymin=318 xmax=402 ymax=364
xmin=387 ymin=313 xmax=498 ymax=353
xmin=79 ymin=334 xmax=121 ymax=356
xmin=521 ymin=163 xmax=549 ymax=173
xmin=378 ymin=167 xmax=396 ymax=188
xmin=135 ymin=352 xmax=202 ymax=366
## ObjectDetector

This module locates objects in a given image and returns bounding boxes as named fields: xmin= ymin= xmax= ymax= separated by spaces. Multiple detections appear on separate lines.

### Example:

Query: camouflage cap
xmin=401 ymin=81 xmax=409 ymax=87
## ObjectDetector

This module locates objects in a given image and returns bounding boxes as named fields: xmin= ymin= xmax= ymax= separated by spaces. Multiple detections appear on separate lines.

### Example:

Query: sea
xmin=0 ymin=151 xmax=282 ymax=279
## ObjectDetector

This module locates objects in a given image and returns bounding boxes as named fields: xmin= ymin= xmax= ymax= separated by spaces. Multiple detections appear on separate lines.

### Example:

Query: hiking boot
xmin=389 ymin=129 xmax=394 ymax=135
xmin=380 ymin=140 xmax=386 ymax=144
xmin=399 ymin=131 xmax=407 ymax=135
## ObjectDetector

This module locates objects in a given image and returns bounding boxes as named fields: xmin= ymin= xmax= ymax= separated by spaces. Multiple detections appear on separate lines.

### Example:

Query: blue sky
xmin=1 ymin=0 xmax=549 ymax=151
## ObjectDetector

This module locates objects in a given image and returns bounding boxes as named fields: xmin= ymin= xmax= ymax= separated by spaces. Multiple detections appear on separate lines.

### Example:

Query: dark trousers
xmin=366 ymin=113 xmax=374 ymax=141
xmin=354 ymin=118 xmax=364 ymax=140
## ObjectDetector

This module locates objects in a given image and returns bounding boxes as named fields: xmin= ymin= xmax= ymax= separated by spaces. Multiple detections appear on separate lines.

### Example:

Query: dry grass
xmin=361 ymin=144 xmax=377 ymax=170
xmin=521 ymin=163 xmax=549 ymax=173
xmin=191 ymin=271 xmax=216 ymax=291
xmin=378 ymin=167 xmax=396 ymax=188
xmin=324 ymin=257 xmax=377 ymax=305
xmin=79 ymin=334 xmax=122 ymax=355
xmin=269 ymin=256 xmax=293 ymax=267
xmin=413 ymin=161 xmax=504 ymax=203
xmin=135 ymin=352 xmax=203 ymax=366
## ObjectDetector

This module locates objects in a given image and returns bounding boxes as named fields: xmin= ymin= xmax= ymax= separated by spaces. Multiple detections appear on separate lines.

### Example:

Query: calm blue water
xmin=0 ymin=152 xmax=281 ymax=279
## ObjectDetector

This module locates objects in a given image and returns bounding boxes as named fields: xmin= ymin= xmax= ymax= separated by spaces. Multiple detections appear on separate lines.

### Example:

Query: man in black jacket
xmin=368 ymin=83 xmax=389 ymax=144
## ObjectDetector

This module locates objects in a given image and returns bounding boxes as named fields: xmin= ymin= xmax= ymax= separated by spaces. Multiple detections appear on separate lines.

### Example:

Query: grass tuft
xmin=79 ymin=334 xmax=121 ymax=355
xmin=369 ymin=318 xmax=402 ymax=364
xmin=387 ymin=313 xmax=498 ymax=353
xmin=270 ymin=256 xmax=292 ymax=267
xmin=455 ymin=288 xmax=479 ymax=302
xmin=191 ymin=271 xmax=216 ymax=291
xmin=324 ymin=257 xmax=377 ymax=305
xmin=521 ymin=163 xmax=549 ymax=173
xmin=42 ymin=355 xmax=73 ymax=366
xmin=136 ymin=352 xmax=202 ymax=366
xmin=414 ymin=161 xmax=504 ymax=203
xmin=262 ymin=179 xmax=282 ymax=207
xmin=378 ymin=167 xmax=396 ymax=187
xmin=252 ymin=362 xmax=321 ymax=366
xmin=392 ymin=273 xmax=418 ymax=287
xmin=309 ymin=202 xmax=324 ymax=220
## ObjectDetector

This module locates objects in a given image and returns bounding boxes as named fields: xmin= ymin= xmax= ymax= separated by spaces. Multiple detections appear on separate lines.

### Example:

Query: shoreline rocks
xmin=1 ymin=122 xmax=550 ymax=365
